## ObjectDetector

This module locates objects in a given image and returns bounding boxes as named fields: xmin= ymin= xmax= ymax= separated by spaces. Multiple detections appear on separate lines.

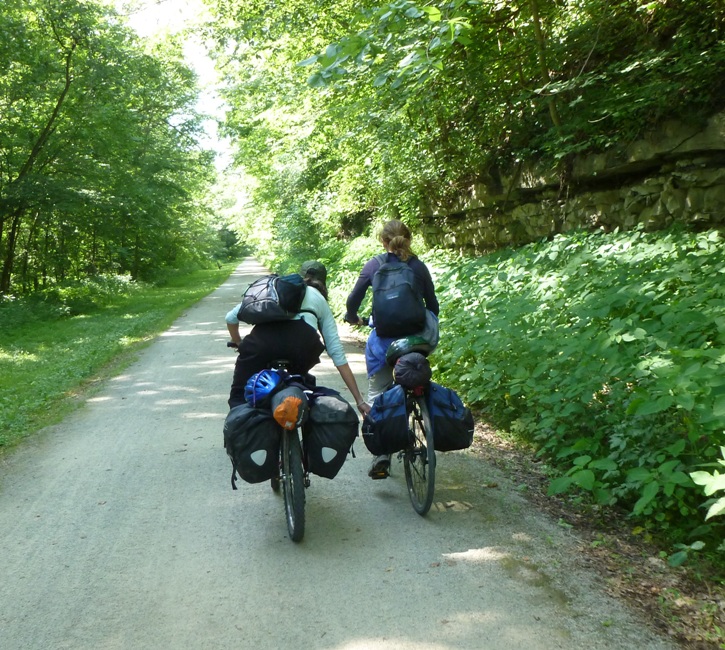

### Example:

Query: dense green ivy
xmin=428 ymin=226 xmax=725 ymax=550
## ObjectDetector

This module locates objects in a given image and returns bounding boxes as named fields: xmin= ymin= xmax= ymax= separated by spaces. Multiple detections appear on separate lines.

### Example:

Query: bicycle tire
xmin=282 ymin=429 xmax=305 ymax=542
xmin=403 ymin=394 xmax=436 ymax=516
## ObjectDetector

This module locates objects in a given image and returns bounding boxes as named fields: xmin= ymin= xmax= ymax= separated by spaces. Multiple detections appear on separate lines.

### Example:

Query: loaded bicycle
xmin=224 ymin=344 xmax=309 ymax=541
xmin=224 ymin=343 xmax=358 ymax=543
xmin=268 ymin=359 xmax=308 ymax=542
xmin=400 ymin=381 xmax=436 ymax=516
xmin=363 ymin=335 xmax=474 ymax=517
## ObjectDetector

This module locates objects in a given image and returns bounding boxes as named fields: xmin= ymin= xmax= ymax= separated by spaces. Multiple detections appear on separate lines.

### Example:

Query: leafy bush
xmin=428 ymin=226 xmax=725 ymax=546
xmin=691 ymin=447 xmax=725 ymax=521
xmin=36 ymin=274 xmax=140 ymax=316
xmin=1 ymin=275 xmax=139 ymax=326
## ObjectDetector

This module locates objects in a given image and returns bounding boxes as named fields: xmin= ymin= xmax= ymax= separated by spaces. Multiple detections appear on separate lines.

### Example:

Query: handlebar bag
xmin=223 ymin=402 xmax=281 ymax=488
xmin=304 ymin=390 xmax=358 ymax=479
xmin=361 ymin=384 xmax=411 ymax=456
xmin=427 ymin=382 xmax=475 ymax=452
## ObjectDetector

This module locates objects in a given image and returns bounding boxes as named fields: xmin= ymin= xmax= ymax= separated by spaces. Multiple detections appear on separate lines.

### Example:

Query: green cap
xmin=300 ymin=260 xmax=327 ymax=283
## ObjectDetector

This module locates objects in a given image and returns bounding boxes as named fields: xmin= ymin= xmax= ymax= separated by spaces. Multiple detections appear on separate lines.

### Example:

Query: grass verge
xmin=0 ymin=264 xmax=237 ymax=453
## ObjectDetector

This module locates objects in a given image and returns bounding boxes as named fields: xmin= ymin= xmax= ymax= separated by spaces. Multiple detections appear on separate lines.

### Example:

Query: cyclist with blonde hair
xmin=345 ymin=220 xmax=439 ymax=478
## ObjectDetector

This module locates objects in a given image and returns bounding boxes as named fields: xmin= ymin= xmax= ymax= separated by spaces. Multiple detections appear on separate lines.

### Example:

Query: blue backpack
xmin=372 ymin=255 xmax=427 ymax=338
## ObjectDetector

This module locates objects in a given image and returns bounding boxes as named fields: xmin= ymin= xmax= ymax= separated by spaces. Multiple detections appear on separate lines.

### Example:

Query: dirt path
xmin=0 ymin=259 xmax=679 ymax=649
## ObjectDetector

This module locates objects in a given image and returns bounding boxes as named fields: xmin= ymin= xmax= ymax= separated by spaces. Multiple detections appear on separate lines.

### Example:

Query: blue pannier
xmin=361 ymin=384 xmax=410 ymax=456
xmin=427 ymin=382 xmax=474 ymax=452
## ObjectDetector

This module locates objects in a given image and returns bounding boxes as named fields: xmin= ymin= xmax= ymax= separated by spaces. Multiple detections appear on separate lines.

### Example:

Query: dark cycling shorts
xmin=228 ymin=319 xmax=325 ymax=408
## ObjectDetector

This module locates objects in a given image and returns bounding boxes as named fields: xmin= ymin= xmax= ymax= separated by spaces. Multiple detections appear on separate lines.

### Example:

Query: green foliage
xmin=429 ymin=226 xmax=725 ymax=547
xmin=691 ymin=447 xmax=725 ymax=521
xmin=206 ymin=0 xmax=724 ymax=252
xmin=0 ymin=0 xmax=220 ymax=297
xmin=0 ymin=265 xmax=235 ymax=450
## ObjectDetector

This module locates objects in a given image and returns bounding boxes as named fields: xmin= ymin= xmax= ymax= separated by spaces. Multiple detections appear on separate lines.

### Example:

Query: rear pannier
xmin=305 ymin=391 xmax=358 ymax=479
xmin=427 ymin=382 xmax=475 ymax=452
xmin=361 ymin=384 xmax=410 ymax=456
xmin=223 ymin=402 xmax=281 ymax=488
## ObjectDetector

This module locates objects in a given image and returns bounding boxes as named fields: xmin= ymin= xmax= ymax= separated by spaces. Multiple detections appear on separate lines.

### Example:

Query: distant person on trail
xmin=225 ymin=260 xmax=369 ymax=419
xmin=344 ymin=219 xmax=439 ymax=479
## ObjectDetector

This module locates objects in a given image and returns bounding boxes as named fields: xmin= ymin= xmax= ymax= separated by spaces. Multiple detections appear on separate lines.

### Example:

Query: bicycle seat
xmin=385 ymin=336 xmax=433 ymax=366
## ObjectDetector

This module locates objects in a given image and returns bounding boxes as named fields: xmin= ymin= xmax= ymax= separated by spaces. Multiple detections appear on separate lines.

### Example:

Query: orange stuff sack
xmin=271 ymin=386 xmax=309 ymax=430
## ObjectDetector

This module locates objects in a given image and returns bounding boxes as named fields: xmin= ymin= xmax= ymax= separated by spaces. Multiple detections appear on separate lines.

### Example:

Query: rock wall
xmin=420 ymin=111 xmax=725 ymax=253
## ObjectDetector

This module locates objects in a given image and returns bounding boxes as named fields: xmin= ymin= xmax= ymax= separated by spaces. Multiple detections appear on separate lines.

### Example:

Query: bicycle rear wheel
xmin=281 ymin=429 xmax=305 ymax=542
xmin=403 ymin=394 xmax=436 ymax=516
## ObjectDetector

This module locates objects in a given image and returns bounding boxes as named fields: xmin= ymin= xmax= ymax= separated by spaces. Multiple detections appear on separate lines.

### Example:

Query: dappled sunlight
xmin=155 ymin=398 xmax=193 ymax=406
xmin=169 ymin=357 xmax=231 ymax=369
xmin=144 ymin=384 xmax=199 ymax=394
xmin=443 ymin=547 xmax=508 ymax=564
xmin=332 ymin=641 xmax=458 ymax=650
xmin=87 ymin=395 xmax=113 ymax=403
xmin=161 ymin=329 xmax=219 ymax=338
xmin=182 ymin=412 xmax=224 ymax=419
xmin=0 ymin=349 xmax=39 ymax=364
xmin=196 ymin=368 xmax=231 ymax=377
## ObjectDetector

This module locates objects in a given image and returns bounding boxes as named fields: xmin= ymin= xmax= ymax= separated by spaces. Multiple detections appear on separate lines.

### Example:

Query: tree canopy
xmin=204 ymin=0 xmax=724 ymax=262
xmin=0 ymin=0 xmax=220 ymax=296
xmin=3 ymin=1 xmax=721 ymax=292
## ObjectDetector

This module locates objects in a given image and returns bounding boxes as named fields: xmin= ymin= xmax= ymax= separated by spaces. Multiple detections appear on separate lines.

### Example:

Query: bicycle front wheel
xmin=281 ymin=429 xmax=305 ymax=542
xmin=403 ymin=394 xmax=436 ymax=516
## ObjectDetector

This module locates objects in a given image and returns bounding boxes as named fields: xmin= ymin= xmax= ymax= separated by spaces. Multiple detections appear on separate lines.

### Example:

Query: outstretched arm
xmin=336 ymin=362 xmax=370 ymax=416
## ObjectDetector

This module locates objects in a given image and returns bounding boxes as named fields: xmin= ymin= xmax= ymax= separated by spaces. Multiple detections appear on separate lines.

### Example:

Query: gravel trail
xmin=0 ymin=259 xmax=677 ymax=649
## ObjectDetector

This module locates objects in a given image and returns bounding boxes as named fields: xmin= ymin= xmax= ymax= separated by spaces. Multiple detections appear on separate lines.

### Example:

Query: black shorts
xmin=228 ymin=319 xmax=325 ymax=408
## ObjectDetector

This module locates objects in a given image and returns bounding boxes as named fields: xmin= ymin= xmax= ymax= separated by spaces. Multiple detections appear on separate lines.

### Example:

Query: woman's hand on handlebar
xmin=343 ymin=314 xmax=367 ymax=327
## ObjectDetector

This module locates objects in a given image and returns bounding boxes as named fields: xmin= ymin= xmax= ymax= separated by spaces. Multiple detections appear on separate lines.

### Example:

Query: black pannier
xmin=304 ymin=391 xmax=358 ymax=479
xmin=223 ymin=402 xmax=281 ymax=488
xmin=237 ymin=273 xmax=307 ymax=324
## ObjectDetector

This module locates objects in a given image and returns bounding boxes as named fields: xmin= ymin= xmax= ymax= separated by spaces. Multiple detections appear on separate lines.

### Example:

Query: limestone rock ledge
xmin=421 ymin=111 xmax=725 ymax=254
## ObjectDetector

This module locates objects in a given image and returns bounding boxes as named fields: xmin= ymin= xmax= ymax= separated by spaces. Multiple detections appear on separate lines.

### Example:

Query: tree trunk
xmin=529 ymin=0 xmax=561 ymax=130
xmin=0 ymin=210 xmax=23 ymax=294
xmin=0 ymin=37 xmax=78 ymax=294
xmin=20 ymin=210 xmax=41 ymax=294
